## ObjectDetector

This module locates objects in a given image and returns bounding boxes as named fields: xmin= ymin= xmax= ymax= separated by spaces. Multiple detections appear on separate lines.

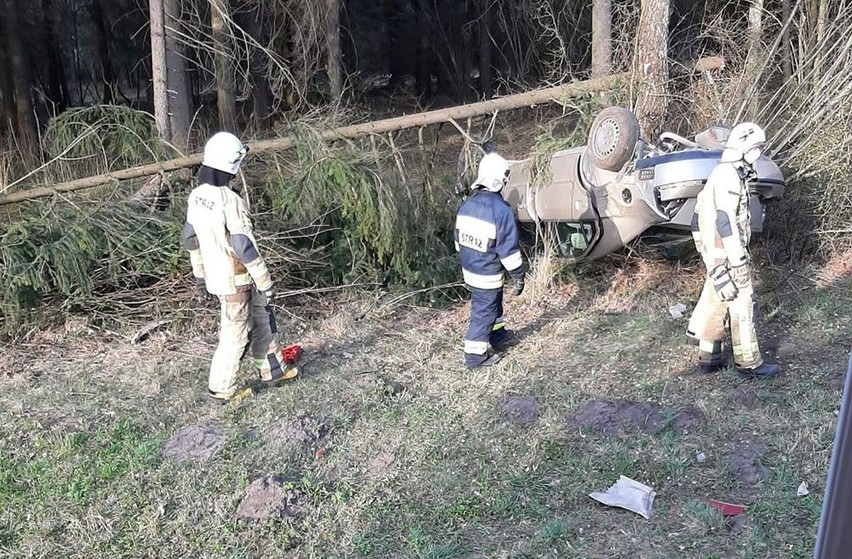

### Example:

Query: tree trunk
xmin=211 ymin=0 xmax=237 ymax=132
xmin=238 ymin=1 xmax=273 ymax=124
xmin=0 ymin=56 xmax=724 ymax=206
xmin=0 ymin=1 xmax=15 ymax=136
xmin=90 ymin=0 xmax=116 ymax=104
xmin=462 ymin=1 xmax=475 ymax=100
xmin=782 ymin=0 xmax=792 ymax=80
xmin=478 ymin=0 xmax=493 ymax=97
xmin=415 ymin=0 xmax=433 ymax=97
xmin=41 ymin=0 xmax=69 ymax=112
xmin=326 ymin=0 xmax=343 ymax=100
xmin=740 ymin=0 xmax=766 ymax=116
xmin=149 ymin=0 xmax=171 ymax=142
xmin=164 ymin=0 xmax=192 ymax=151
xmin=814 ymin=0 xmax=829 ymax=78
xmin=592 ymin=0 xmax=613 ymax=78
xmin=3 ymin=0 xmax=37 ymax=155
xmin=632 ymin=0 xmax=671 ymax=142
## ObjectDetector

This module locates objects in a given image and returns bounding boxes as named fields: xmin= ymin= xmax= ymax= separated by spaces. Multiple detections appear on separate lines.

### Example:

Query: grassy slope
xmin=0 ymin=261 xmax=847 ymax=559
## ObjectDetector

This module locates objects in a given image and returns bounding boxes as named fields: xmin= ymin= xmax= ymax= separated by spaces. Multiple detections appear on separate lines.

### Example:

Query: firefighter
xmin=455 ymin=152 xmax=527 ymax=369
xmin=181 ymin=132 xmax=297 ymax=400
xmin=687 ymin=122 xmax=780 ymax=378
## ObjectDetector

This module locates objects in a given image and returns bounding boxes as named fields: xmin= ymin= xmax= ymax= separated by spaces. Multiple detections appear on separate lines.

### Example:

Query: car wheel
xmin=587 ymin=107 xmax=640 ymax=172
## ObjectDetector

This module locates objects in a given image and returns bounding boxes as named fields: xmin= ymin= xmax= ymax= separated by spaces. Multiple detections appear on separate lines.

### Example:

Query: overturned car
xmin=501 ymin=107 xmax=785 ymax=260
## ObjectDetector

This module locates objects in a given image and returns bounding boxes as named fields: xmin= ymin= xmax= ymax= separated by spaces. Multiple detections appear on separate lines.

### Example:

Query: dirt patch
xmin=816 ymin=247 xmax=852 ymax=287
xmin=728 ymin=444 xmax=770 ymax=486
xmin=726 ymin=513 xmax=754 ymax=536
xmin=366 ymin=451 xmax=397 ymax=482
xmin=671 ymin=405 xmax=705 ymax=435
xmin=730 ymin=386 xmax=758 ymax=409
xmin=235 ymin=476 xmax=302 ymax=521
xmin=162 ymin=422 xmax=225 ymax=463
xmin=569 ymin=400 xmax=664 ymax=437
xmin=568 ymin=400 xmax=705 ymax=438
xmin=265 ymin=415 xmax=332 ymax=457
xmin=501 ymin=395 xmax=541 ymax=426
xmin=827 ymin=371 xmax=847 ymax=391
xmin=760 ymin=336 xmax=794 ymax=360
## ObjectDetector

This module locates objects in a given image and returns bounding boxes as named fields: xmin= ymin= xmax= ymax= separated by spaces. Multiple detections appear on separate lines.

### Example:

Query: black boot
xmin=699 ymin=361 xmax=728 ymax=374
xmin=698 ymin=353 xmax=731 ymax=374
xmin=466 ymin=353 xmax=502 ymax=370
xmin=736 ymin=362 xmax=780 ymax=378
xmin=489 ymin=328 xmax=514 ymax=350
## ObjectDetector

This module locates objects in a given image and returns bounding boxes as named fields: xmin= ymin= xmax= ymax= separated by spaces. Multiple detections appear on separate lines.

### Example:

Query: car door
xmin=503 ymin=148 xmax=603 ymax=261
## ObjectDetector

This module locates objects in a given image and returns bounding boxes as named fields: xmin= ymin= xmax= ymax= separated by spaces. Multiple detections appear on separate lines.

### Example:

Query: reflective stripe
xmin=464 ymin=340 xmax=489 ymax=354
xmin=462 ymin=269 xmax=504 ymax=289
xmin=698 ymin=339 xmax=718 ymax=352
xmin=234 ymin=272 xmax=252 ymax=286
xmin=456 ymin=215 xmax=497 ymax=239
xmin=492 ymin=322 xmax=504 ymax=332
xmin=454 ymin=241 xmax=460 ymax=252
xmin=500 ymin=251 xmax=523 ymax=271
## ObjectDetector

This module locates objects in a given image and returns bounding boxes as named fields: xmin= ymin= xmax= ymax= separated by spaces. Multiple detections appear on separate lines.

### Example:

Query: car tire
xmin=587 ymin=107 xmax=640 ymax=172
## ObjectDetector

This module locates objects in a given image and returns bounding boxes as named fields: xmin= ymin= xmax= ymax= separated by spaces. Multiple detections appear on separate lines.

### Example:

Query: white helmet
xmin=474 ymin=152 xmax=510 ymax=192
xmin=202 ymin=132 xmax=248 ymax=175
xmin=720 ymin=122 xmax=766 ymax=164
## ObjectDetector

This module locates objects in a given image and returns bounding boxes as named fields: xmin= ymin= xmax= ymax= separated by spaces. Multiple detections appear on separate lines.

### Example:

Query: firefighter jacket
xmin=181 ymin=183 xmax=273 ymax=296
xmin=454 ymin=190 xmax=525 ymax=289
xmin=693 ymin=162 xmax=751 ymax=270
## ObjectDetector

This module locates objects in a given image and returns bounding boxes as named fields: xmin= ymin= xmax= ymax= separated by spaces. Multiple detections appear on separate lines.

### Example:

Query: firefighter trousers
xmin=687 ymin=272 xmax=763 ymax=369
xmin=464 ymin=286 xmax=509 ymax=367
xmin=208 ymin=288 xmax=288 ymax=395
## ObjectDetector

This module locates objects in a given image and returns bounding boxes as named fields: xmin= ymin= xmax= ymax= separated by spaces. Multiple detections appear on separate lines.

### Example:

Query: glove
xmin=510 ymin=276 xmax=525 ymax=296
xmin=194 ymin=277 xmax=214 ymax=302
xmin=730 ymin=263 xmax=751 ymax=289
xmin=710 ymin=265 xmax=738 ymax=302
xmin=262 ymin=284 xmax=276 ymax=302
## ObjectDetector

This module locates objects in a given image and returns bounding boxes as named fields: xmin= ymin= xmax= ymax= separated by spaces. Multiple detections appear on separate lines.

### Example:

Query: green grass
xmin=0 ymin=272 xmax=846 ymax=558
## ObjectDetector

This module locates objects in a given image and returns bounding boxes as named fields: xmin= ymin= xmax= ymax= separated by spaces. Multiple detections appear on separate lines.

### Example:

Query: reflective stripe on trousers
xmin=686 ymin=273 xmax=762 ymax=369
xmin=208 ymin=289 xmax=285 ymax=394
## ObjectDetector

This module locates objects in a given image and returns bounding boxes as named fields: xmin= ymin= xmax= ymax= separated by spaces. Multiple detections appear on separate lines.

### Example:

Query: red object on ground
xmin=709 ymin=499 xmax=746 ymax=516
xmin=282 ymin=344 xmax=303 ymax=364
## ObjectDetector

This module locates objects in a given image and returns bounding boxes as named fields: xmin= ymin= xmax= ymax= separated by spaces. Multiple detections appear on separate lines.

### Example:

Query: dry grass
xmin=0 ymin=260 xmax=844 ymax=558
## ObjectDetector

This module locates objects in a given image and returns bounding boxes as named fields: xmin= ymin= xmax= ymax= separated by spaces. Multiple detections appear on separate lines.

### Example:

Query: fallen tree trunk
xmin=0 ymin=56 xmax=723 ymax=206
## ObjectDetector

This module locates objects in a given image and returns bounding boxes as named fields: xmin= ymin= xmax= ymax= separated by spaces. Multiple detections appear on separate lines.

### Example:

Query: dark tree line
xmin=0 ymin=0 xmax=836 ymax=163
